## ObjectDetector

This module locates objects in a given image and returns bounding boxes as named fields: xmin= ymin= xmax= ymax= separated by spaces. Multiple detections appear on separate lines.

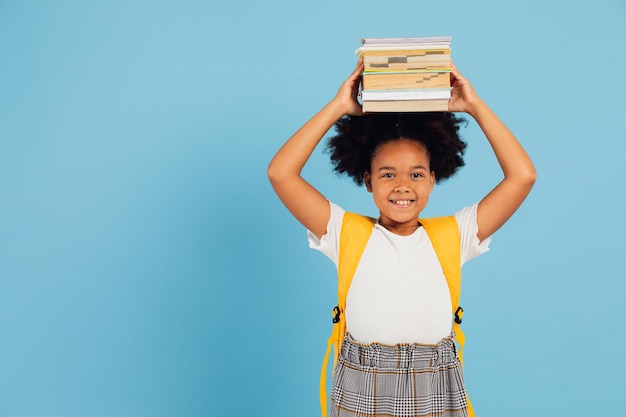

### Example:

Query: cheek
xmin=372 ymin=182 xmax=392 ymax=198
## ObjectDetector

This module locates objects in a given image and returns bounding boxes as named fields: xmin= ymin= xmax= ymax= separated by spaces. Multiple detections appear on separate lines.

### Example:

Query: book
xmin=362 ymin=50 xmax=451 ymax=71
xmin=356 ymin=36 xmax=453 ymax=112
xmin=358 ymin=37 xmax=451 ymax=44
xmin=362 ymin=71 xmax=451 ymax=90
xmin=360 ymin=88 xmax=451 ymax=101
xmin=365 ymin=62 xmax=450 ymax=72
xmin=355 ymin=37 xmax=452 ymax=53
xmin=361 ymin=49 xmax=450 ymax=57
xmin=362 ymin=99 xmax=450 ymax=112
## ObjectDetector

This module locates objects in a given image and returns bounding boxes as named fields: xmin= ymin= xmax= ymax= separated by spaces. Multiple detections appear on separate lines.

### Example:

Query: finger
xmin=449 ymin=62 xmax=465 ymax=82
xmin=352 ymin=60 xmax=364 ymax=78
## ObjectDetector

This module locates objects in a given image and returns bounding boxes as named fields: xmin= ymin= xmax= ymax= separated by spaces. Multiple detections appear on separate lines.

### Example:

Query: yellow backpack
xmin=319 ymin=212 xmax=475 ymax=417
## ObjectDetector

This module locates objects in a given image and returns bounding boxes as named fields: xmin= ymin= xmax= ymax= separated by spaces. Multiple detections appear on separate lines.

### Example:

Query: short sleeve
xmin=307 ymin=201 xmax=345 ymax=266
xmin=454 ymin=203 xmax=492 ymax=265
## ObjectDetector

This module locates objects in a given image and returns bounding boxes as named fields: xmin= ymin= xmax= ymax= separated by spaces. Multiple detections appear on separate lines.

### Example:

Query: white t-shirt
xmin=308 ymin=201 xmax=491 ymax=345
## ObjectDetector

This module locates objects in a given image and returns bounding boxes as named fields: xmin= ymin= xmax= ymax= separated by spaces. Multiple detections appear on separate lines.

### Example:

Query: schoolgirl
xmin=267 ymin=59 xmax=536 ymax=417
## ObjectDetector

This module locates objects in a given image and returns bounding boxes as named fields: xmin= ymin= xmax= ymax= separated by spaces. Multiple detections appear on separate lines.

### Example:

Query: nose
xmin=393 ymin=178 xmax=410 ymax=192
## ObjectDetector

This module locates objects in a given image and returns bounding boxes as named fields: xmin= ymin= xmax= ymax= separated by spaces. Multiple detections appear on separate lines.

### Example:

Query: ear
xmin=364 ymin=171 xmax=373 ymax=192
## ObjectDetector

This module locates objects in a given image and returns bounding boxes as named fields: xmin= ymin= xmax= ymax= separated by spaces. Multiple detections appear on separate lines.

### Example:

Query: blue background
xmin=1 ymin=1 xmax=625 ymax=416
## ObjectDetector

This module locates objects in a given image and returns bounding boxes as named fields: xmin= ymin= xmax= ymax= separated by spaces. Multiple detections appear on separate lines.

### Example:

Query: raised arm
xmin=448 ymin=65 xmax=536 ymax=242
xmin=267 ymin=60 xmax=364 ymax=239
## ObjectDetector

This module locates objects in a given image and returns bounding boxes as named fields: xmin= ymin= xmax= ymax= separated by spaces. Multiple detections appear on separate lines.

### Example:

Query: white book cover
xmin=360 ymin=88 xmax=451 ymax=101
xmin=356 ymin=37 xmax=451 ymax=54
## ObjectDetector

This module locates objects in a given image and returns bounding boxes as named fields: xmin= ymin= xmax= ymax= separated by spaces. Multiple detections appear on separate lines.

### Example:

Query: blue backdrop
xmin=1 ymin=1 xmax=625 ymax=416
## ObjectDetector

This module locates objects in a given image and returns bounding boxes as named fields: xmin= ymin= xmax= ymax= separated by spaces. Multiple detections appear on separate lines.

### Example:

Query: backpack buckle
xmin=454 ymin=306 xmax=464 ymax=324
xmin=332 ymin=306 xmax=341 ymax=323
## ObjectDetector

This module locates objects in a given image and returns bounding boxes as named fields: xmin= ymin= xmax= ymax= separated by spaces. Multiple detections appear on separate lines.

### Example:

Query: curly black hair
xmin=325 ymin=112 xmax=467 ymax=186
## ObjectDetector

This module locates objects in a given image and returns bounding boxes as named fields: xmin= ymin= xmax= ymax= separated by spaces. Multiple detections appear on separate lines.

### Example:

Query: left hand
xmin=448 ymin=63 xmax=481 ymax=114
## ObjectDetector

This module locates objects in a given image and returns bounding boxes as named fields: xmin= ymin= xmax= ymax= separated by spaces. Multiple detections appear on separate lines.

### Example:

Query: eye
xmin=381 ymin=173 xmax=394 ymax=178
xmin=411 ymin=172 xmax=424 ymax=178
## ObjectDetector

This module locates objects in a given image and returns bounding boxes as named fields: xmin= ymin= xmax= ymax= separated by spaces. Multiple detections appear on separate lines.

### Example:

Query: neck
xmin=378 ymin=218 xmax=420 ymax=236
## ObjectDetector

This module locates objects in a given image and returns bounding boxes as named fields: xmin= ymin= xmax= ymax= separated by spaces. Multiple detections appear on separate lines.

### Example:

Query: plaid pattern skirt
xmin=330 ymin=333 xmax=468 ymax=417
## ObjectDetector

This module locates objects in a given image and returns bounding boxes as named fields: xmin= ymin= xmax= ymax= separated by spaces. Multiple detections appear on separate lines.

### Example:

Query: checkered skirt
xmin=330 ymin=333 xmax=468 ymax=417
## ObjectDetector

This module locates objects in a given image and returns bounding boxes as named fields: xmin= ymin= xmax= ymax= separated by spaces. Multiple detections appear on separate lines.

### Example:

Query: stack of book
xmin=356 ymin=37 xmax=452 ymax=112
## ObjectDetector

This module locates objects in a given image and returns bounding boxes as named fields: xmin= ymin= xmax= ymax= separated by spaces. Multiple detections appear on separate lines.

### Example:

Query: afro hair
xmin=326 ymin=112 xmax=467 ymax=186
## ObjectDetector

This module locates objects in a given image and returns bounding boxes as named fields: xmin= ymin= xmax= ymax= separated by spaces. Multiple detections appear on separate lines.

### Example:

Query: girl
xmin=267 ymin=59 xmax=535 ymax=417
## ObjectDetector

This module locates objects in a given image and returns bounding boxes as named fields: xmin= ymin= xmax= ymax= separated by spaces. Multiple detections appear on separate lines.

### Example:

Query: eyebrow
xmin=377 ymin=165 xmax=428 ymax=171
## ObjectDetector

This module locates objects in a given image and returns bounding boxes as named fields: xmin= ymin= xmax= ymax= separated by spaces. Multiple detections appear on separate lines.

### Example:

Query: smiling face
xmin=364 ymin=138 xmax=435 ymax=236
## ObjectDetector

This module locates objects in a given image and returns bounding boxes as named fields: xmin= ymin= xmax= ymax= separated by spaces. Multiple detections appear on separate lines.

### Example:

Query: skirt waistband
xmin=340 ymin=333 xmax=459 ymax=370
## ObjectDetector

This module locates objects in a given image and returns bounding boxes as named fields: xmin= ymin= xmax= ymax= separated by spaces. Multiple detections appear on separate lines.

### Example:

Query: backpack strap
xmin=419 ymin=217 xmax=465 ymax=361
xmin=420 ymin=216 xmax=474 ymax=417
xmin=319 ymin=212 xmax=375 ymax=417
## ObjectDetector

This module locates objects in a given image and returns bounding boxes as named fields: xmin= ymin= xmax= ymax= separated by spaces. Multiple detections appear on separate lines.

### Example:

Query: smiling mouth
xmin=390 ymin=199 xmax=414 ymax=207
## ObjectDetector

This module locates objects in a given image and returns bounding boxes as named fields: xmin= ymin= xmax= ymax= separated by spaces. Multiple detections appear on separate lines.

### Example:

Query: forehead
xmin=372 ymin=139 xmax=430 ymax=166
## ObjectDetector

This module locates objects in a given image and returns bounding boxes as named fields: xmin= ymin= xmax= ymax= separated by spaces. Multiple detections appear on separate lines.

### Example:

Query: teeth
xmin=393 ymin=200 xmax=411 ymax=206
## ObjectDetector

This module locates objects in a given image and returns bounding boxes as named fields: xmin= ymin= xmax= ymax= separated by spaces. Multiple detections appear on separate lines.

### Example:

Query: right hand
xmin=333 ymin=58 xmax=364 ymax=116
